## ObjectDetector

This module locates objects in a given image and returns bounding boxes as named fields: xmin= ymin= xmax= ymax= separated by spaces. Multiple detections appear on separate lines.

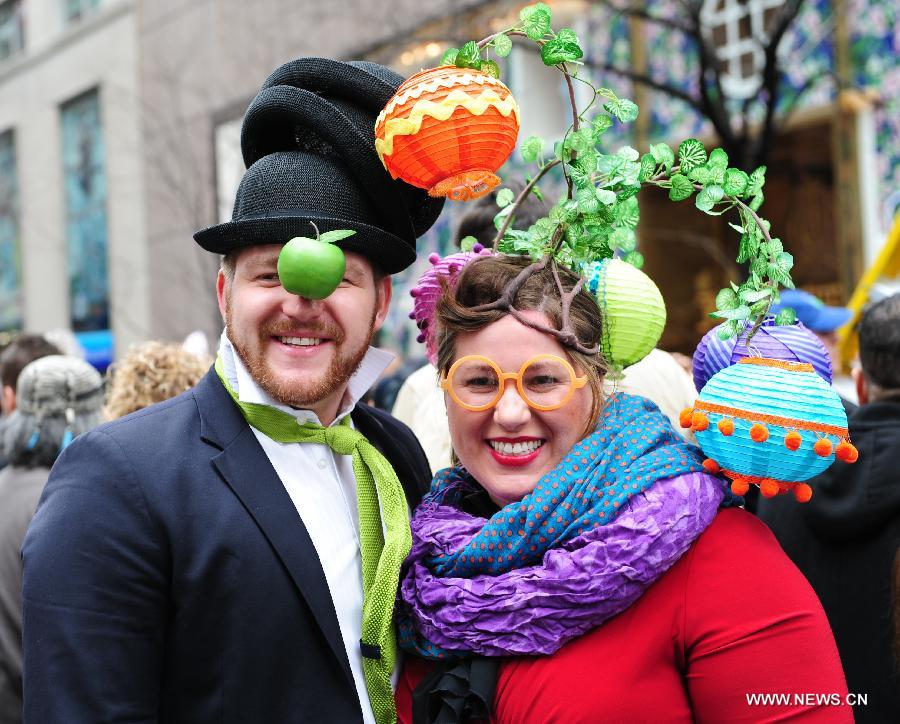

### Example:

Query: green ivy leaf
xmin=711 ymin=305 xmax=751 ymax=321
xmin=440 ymin=48 xmax=459 ymax=65
xmin=650 ymin=143 xmax=675 ymax=172
xmin=748 ymin=166 xmax=767 ymax=195
xmin=751 ymin=256 xmax=768 ymax=278
xmin=695 ymin=184 xmax=724 ymax=212
xmin=520 ymin=2 xmax=552 ymax=40
xmin=604 ymin=98 xmax=639 ymax=123
xmin=639 ymin=153 xmax=657 ymax=182
xmin=590 ymin=114 xmax=613 ymax=140
xmin=708 ymin=165 xmax=726 ymax=185
xmin=569 ymin=128 xmax=594 ymax=155
xmin=768 ymin=237 xmax=784 ymax=256
xmin=716 ymin=288 xmax=740 ymax=311
xmin=576 ymin=185 xmax=600 ymax=213
xmin=615 ymin=196 xmax=640 ymax=228
xmin=610 ymin=228 xmax=637 ymax=252
xmin=318 ymin=229 xmax=356 ymax=244
xmin=717 ymin=320 xmax=741 ymax=340
xmin=739 ymin=287 xmax=773 ymax=304
xmin=749 ymin=192 xmax=764 ymax=211
xmin=678 ymin=139 xmax=707 ymax=173
xmin=456 ymin=41 xmax=481 ymax=69
xmin=775 ymin=251 xmax=794 ymax=275
xmin=493 ymin=33 xmax=512 ymax=57
xmin=708 ymin=148 xmax=729 ymax=169
xmin=775 ymin=307 xmax=797 ymax=325
xmin=668 ymin=173 xmax=694 ymax=201
xmin=541 ymin=38 xmax=583 ymax=65
xmin=482 ymin=59 xmax=501 ymax=79
xmin=459 ymin=235 xmax=478 ymax=252
xmin=596 ymin=188 xmax=617 ymax=206
xmin=723 ymin=168 xmax=749 ymax=195
xmin=689 ymin=165 xmax=713 ymax=185
xmin=622 ymin=250 xmax=644 ymax=268
xmin=496 ymin=188 xmax=515 ymax=208
xmin=596 ymin=87 xmax=618 ymax=100
xmin=520 ymin=135 xmax=545 ymax=163
xmin=493 ymin=204 xmax=513 ymax=230
xmin=556 ymin=27 xmax=579 ymax=44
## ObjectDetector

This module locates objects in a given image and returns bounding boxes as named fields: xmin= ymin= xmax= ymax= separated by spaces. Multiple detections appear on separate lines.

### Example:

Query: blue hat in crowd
xmin=770 ymin=290 xmax=852 ymax=333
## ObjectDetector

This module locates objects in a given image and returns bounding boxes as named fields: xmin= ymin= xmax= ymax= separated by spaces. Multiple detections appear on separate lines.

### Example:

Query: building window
xmin=701 ymin=0 xmax=786 ymax=99
xmin=0 ymin=130 xmax=22 ymax=331
xmin=0 ymin=1 xmax=24 ymax=62
xmin=61 ymin=89 xmax=109 ymax=332
xmin=62 ymin=0 xmax=100 ymax=24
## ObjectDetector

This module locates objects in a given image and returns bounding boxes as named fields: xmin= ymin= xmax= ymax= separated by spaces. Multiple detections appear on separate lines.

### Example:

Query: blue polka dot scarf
xmin=398 ymin=392 xmax=734 ymax=658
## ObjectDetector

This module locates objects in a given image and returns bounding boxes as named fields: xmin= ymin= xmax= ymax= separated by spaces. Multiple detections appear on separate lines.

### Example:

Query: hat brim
xmin=193 ymin=214 xmax=415 ymax=273
xmin=806 ymin=306 xmax=853 ymax=333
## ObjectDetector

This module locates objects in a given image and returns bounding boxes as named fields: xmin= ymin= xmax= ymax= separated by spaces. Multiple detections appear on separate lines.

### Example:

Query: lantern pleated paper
xmin=683 ymin=357 xmax=857 ymax=502
xmin=693 ymin=317 xmax=832 ymax=392
xmin=583 ymin=258 xmax=667 ymax=370
xmin=374 ymin=65 xmax=520 ymax=201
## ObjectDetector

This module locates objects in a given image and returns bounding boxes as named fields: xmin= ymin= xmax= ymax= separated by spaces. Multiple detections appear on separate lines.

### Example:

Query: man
xmin=22 ymin=58 xmax=442 ymax=723
xmin=757 ymin=294 xmax=900 ymax=723
xmin=0 ymin=335 xmax=62 ymax=418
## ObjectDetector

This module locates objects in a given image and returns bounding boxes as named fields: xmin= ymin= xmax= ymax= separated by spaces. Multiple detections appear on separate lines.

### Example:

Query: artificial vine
xmin=445 ymin=2 xmax=796 ymax=341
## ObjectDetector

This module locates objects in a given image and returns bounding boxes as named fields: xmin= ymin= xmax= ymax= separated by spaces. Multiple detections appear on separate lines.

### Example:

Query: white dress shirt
xmin=219 ymin=332 xmax=394 ymax=724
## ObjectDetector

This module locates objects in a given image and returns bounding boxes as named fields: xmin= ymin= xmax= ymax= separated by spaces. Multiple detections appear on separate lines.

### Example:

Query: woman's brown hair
xmin=435 ymin=254 xmax=608 ymax=436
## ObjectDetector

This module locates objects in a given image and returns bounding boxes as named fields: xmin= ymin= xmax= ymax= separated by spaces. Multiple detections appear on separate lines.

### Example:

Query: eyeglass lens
xmin=451 ymin=357 xmax=573 ymax=408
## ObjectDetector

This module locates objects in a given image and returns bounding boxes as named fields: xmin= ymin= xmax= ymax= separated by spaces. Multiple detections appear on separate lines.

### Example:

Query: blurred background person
xmin=0 ymin=335 xmax=62 ymax=419
xmin=0 ymin=355 xmax=104 ymax=723
xmin=103 ymin=341 xmax=211 ymax=420
xmin=757 ymin=293 xmax=900 ymax=723
xmin=0 ymin=336 xmax=63 ymax=474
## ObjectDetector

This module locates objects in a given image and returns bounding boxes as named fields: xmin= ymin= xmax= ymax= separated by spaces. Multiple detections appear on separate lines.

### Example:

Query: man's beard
xmin=225 ymin=305 xmax=375 ymax=410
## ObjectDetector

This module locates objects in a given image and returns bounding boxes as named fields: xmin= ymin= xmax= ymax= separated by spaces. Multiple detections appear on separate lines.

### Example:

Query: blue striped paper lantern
xmin=687 ymin=357 xmax=857 ymax=502
xmin=692 ymin=318 xmax=832 ymax=392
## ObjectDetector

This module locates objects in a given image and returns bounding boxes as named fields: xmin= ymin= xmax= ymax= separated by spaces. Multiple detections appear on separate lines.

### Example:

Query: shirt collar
xmin=217 ymin=330 xmax=395 ymax=427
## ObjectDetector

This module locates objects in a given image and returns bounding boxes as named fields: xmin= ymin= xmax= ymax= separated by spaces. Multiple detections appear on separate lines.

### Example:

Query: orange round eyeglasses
xmin=439 ymin=354 xmax=588 ymax=412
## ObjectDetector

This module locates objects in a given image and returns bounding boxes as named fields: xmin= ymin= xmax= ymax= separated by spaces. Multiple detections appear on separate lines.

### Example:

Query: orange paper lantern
xmin=374 ymin=65 xmax=520 ymax=201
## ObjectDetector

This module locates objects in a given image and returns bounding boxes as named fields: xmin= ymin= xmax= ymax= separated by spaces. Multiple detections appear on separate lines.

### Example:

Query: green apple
xmin=277 ymin=229 xmax=355 ymax=299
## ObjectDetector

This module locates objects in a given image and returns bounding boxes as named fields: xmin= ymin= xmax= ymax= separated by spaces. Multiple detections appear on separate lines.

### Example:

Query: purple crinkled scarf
xmin=398 ymin=471 xmax=724 ymax=657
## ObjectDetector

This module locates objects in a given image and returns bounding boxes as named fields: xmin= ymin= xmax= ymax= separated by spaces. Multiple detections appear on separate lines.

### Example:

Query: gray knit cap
xmin=16 ymin=355 xmax=104 ymax=418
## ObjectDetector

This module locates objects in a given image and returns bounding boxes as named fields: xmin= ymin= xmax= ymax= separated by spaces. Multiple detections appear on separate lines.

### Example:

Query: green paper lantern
xmin=583 ymin=258 xmax=667 ymax=370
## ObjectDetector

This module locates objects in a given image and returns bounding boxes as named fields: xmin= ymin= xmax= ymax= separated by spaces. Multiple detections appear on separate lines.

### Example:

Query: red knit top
xmin=397 ymin=508 xmax=852 ymax=723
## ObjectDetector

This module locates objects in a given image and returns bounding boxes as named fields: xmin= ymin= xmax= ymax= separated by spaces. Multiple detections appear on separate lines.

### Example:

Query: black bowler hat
xmin=193 ymin=58 xmax=444 ymax=273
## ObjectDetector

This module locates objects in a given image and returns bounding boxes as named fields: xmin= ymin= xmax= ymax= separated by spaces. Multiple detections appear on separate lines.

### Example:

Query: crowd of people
xmin=0 ymin=53 xmax=896 ymax=724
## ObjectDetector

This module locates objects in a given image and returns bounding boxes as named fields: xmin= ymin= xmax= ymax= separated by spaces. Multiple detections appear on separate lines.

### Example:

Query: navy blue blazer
xmin=21 ymin=369 xmax=431 ymax=723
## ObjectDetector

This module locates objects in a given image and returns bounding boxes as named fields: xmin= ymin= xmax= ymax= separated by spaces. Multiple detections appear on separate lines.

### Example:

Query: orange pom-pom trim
xmin=835 ymin=441 xmax=859 ymax=463
xmin=814 ymin=437 xmax=833 ymax=457
xmin=749 ymin=423 xmax=769 ymax=443
xmin=793 ymin=483 xmax=813 ymax=503
xmin=679 ymin=407 xmax=694 ymax=429
xmin=717 ymin=418 xmax=735 ymax=436
xmin=760 ymin=478 xmax=780 ymax=498
xmin=784 ymin=431 xmax=802 ymax=451
xmin=731 ymin=479 xmax=750 ymax=496
xmin=691 ymin=411 xmax=709 ymax=432
xmin=702 ymin=458 xmax=720 ymax=474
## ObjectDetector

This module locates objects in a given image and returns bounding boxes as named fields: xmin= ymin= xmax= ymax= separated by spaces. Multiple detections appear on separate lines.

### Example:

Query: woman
xmin=0 ymin=355 xmax=104 ymax=722
xmin=395 ymin=255 xmax=850 ymax=723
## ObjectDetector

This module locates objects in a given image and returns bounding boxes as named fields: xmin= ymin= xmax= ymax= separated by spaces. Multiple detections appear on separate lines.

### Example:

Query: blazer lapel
xmin=194 ymin=371 xmax=354 ymax=688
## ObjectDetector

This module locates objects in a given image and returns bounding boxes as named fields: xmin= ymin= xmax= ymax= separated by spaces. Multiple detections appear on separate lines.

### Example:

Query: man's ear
xmin=216 ymin=270 xmax=228 ymax=321
xmin=1 ymin=384 xmax=15 ymax=415
xmin=853 ymin=366 xmax=869 ymax=405
xmin=372 ymin=275 xmax=393 ymax=334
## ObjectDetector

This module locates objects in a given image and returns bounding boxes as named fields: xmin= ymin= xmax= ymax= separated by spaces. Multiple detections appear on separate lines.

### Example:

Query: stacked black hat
xmin=194 ymin=58 xmax=445 ymax=273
